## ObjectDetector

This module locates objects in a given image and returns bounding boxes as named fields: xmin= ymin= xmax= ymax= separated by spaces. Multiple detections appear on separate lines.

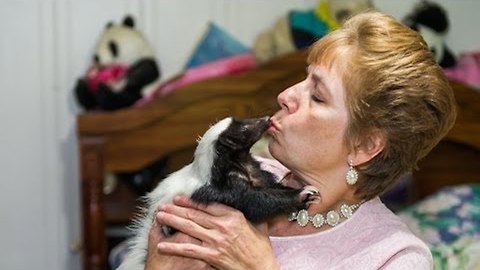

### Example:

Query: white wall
xmin=0 ymin=1 xmax=478 ymax=269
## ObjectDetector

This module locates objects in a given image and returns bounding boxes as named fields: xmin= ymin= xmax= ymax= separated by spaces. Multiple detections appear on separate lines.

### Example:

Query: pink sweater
xmin=257 ymin=157 xmax=432 ymax=270
xmin=270 ymin=198 xmax=432 ymax=269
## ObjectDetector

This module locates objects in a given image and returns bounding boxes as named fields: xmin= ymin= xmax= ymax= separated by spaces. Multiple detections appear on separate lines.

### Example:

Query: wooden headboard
xmin=76 ymin=50 xmax=480 ymax=270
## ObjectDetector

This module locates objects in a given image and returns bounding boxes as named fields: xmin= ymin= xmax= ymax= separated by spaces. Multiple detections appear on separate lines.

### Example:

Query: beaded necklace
xmin=288 ymin=201 xmax=363 ymax=228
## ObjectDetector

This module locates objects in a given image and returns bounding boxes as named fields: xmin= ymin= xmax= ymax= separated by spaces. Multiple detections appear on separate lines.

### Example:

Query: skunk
xmin=117 ymin=116 xmax=311 ymax=270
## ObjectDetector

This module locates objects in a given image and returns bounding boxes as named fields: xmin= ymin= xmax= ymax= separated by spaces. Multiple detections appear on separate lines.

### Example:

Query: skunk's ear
xmin=218 ymin=136 xmax=241 ymax=151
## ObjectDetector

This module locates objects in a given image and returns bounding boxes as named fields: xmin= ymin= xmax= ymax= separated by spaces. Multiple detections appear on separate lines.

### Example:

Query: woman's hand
xmin=155 ymin=195 xmax=280 ymax=270
xmin=145 ymin=215 xmax=212 ymax=270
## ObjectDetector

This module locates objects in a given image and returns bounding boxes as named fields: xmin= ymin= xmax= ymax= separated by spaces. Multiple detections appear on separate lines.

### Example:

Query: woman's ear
xmin=349 ymin=129 xmax=386 ymax=165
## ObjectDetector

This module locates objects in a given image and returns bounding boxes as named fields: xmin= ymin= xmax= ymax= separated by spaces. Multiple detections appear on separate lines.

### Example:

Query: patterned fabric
xmin=398 ymin=184 xmax=480 ymax=270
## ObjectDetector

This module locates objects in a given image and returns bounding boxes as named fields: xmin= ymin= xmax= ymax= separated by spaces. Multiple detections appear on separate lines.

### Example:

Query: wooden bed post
xmin=79 ymin=137 xmax=107 ymax=270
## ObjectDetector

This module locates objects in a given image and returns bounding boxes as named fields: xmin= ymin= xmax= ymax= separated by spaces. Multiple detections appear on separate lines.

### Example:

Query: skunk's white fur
xmin=116 ymin=117 xmax=232 ymax=270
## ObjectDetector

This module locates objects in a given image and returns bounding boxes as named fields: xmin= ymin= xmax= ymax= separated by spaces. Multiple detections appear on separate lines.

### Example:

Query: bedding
xmin=444 ymin=51 xmax=480 ymax=89
xmin=398 ymin=184 xmax=480 ymax=270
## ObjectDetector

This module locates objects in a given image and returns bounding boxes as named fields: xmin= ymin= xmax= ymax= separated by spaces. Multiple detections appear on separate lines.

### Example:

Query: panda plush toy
xmin=403 ymin=1 xmax=456 ymax=68
xmin=74 ymin=15 xmax=160 ymax=111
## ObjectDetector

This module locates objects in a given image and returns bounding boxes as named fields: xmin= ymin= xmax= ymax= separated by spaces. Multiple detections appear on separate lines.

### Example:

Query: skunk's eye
xmin=238 ymin=125 xmax=250 ymax=133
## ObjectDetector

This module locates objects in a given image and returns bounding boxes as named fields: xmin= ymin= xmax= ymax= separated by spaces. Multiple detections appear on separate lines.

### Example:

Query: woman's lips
xmin=268 ymin=119 xmax=279 ymax=134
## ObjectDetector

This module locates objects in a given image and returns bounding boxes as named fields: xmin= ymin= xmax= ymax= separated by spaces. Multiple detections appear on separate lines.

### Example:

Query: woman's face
xmin=268 ymin=64 xmax=351 ymax=189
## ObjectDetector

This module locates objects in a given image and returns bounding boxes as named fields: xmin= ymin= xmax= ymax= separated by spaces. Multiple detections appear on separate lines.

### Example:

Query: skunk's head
xmin=217 ymin=117 xmax=270 ymax=152
xmin=193 ymin=117 xmax=270 ymax=178
xmin=196 ymin=116 xmax=270 ymax=156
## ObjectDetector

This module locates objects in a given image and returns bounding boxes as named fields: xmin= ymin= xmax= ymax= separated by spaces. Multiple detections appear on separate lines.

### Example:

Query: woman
xmin=145 ymin=11 xmax=457 ymax=269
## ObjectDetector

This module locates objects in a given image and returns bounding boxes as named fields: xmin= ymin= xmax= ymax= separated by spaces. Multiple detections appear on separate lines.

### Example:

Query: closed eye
xmin=311 ymin=94 xmax=324 ymax=103
xmin=307 ymin=69 xmax=328 ymax=104
xmin=311 ymin=81 xmax=325 ymax=103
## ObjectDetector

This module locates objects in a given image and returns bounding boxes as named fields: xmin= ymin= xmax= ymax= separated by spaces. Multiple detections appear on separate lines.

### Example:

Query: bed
xmin=76 ymin=50 xmax=480 ymax=270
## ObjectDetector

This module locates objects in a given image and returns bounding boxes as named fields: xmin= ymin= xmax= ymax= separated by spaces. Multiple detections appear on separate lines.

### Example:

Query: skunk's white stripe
xmin=193 ymin=117 xmax=232 ymax=182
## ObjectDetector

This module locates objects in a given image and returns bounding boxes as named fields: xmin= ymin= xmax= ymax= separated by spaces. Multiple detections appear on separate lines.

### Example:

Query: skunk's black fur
xmin=191 ymin=117 xmax=306 ymax=223
xmin=117 ymin=117 xmax=307 ymax=270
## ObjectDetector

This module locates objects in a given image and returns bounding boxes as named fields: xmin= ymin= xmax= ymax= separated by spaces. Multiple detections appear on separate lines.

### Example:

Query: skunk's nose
xmin=257 ymin=116 xmax=270 ymax=131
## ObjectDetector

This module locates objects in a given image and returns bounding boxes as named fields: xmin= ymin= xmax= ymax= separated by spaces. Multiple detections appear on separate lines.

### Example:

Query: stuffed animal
xmin=253 ymin=0 xmax=373 ymax=63
xmin=74 ymin=15 xmax=160 ymax=111
xmin=403 ymin=1 xmax=456 ymax=68
xmin=319 ymin=0 xmax=373 ymax=27
xmin=252 ymin=15 xmax=296 ymax=63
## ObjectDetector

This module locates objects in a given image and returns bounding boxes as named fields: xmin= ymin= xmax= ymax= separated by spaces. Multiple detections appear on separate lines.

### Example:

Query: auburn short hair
xmin=308 ymin=11 xmax=457 ymax=199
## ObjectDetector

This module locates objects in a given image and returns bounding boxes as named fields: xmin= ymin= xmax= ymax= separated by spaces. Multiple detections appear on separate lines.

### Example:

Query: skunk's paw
xmin=299 ymin=185 xmax=321 ymax=205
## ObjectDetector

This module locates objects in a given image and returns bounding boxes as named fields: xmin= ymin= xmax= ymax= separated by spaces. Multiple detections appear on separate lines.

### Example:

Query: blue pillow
xmin=185 ymin=22 xmax=250 ymax=69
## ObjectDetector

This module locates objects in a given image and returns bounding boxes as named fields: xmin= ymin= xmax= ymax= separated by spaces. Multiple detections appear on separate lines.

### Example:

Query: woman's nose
xmin=277 ymin=86 xmax=298 ymax=114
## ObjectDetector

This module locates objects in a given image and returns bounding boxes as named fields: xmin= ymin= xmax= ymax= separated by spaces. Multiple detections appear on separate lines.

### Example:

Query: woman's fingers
xmin=154 ymin=197 xmax=278 ymax=270
xmin=147 ymin=219 xmax=202 ymax=270
xmin=173 ymin=195 xmax=238 ymax=217
xmin=157 ymin=209 xmax=218 ymax=241
xmin=157 ymin=241 xmax=216 ymax=261
xmin=155 ymin=208 xmax=225 ymax=267
xmin=159 ymin=196 xmax=245 ymax=232
xmin=156 ymin=197 xmax=253 ymax=250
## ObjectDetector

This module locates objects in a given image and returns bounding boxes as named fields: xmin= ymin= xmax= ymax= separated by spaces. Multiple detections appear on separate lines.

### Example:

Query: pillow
xmin=185 ymin=22 xmax=250 ymax=69
xmin=135 ymin=22 xmax=256 ymax=106
xmin=154 ymin=53 xmax=256 ymax=97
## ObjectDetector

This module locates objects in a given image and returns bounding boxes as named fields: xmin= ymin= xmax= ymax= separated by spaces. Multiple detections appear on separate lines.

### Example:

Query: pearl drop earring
xmin=346 ymin=161 xmax=358 ymax=185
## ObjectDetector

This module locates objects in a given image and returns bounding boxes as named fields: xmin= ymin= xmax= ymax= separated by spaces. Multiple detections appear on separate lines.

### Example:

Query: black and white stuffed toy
xmin=404 ymin=0 xmax=456 ymax=68
xmin=117 ymin=116 xmax=316 ymax=270
xmin=74 ymin=15 xmax=160 ymax=111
